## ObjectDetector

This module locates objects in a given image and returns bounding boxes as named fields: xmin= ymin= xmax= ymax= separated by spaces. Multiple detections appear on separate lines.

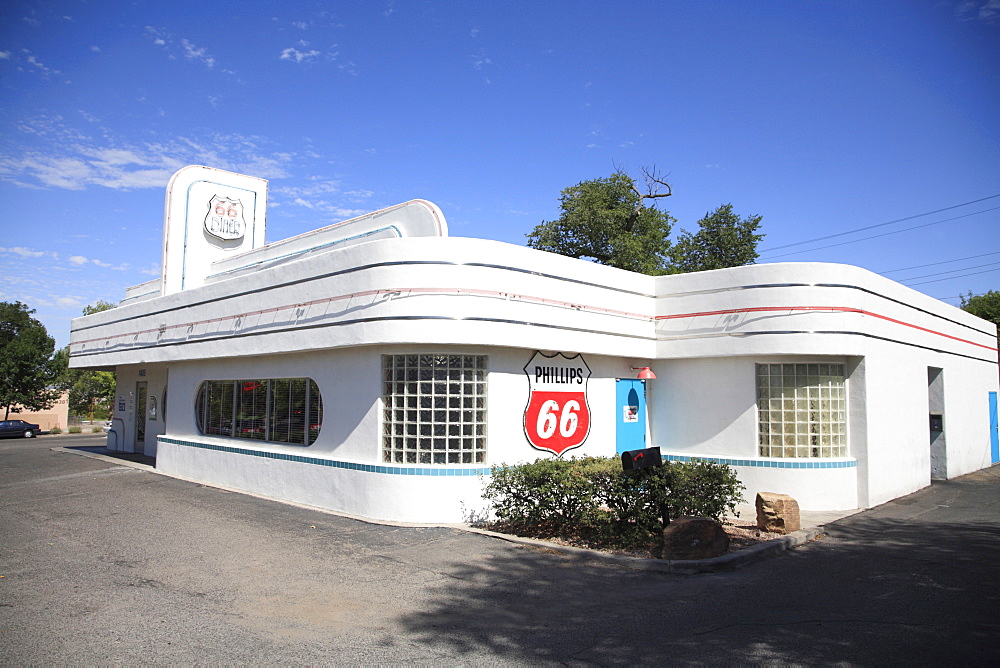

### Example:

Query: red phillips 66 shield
xmin=523 ymin=351 xmax=591 ymax=456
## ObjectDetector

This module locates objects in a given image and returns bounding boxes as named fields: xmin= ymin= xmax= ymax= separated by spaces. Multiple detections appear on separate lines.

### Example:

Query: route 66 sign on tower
xmin=204 ymin=195 xmax=246 ymax=241
xmin=523 ymin=351 xmax=592 ymax=457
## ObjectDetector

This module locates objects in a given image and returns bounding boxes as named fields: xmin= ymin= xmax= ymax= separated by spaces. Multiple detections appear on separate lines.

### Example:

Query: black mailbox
xmin=621 ymin=446 xmax=662 ymax=471
xmin=930 ymin=414 xmax=944 ymax=432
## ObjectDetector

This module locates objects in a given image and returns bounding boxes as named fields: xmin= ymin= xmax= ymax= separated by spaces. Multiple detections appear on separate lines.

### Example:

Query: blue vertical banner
xmin=616 ymin=379 xmax=646 ymax=455
xmin=990 ymin=391 xmax=998 ymax=464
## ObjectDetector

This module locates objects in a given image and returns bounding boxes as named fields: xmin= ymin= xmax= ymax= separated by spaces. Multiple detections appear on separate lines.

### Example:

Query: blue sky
xmin=1 ymin=0 xmax=998 ymax=348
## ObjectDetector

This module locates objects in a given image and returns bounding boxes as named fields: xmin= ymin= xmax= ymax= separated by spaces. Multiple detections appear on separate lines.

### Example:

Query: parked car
xmin=0 ymin=419 xmax=41 ymax=438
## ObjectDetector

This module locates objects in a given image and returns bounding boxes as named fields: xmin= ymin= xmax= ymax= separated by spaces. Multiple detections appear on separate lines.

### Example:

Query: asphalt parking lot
xmin=2 ymin=434 xmax=999 ymax=664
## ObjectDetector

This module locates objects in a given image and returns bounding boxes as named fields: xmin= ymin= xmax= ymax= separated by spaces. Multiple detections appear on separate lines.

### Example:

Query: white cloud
xmin=1 ymin=124 xmax=294 ymax=191
xmin=7 ymin=50 xmax=63 ymax=78
xmin=956 ymin=0 xmax=1000 ymax=21
xmin=56 ymin=296 xmax=82 ymax=308
xmin=90 ymin=45 xmax=101 ymax=53
xmin=274 ymin=180 xmax=375 ymax=218
xmin=180 ymin=39 xmax=216 ymax=68
xmin=68 ymin=255 xmax=89 ymax=265
xmin=280 ymin=47 xmax=321 ymax=63
xmin=471 ymin=50 xmax=492 ymax=70
xmin=145 ymin=26 xmax=168 ymax=46
xmin=330 ymin=208 xmax=369 ymax=219
xmin=0 ymin=246 xmax=50 ymax=258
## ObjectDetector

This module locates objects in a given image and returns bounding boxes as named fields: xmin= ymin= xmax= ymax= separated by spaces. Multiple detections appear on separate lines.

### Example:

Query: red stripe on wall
xmin=655 ymin=306 xmax=998 ymax=352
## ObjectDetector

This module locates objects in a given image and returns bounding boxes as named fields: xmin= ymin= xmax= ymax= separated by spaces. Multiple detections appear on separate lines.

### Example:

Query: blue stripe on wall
xmin=158 ymin=437 xmax=492 ymax=476
xmin=661 ymin=453 xmax=857 ymax=469
xmin=159 ymin=437 xmax=855 ymax=475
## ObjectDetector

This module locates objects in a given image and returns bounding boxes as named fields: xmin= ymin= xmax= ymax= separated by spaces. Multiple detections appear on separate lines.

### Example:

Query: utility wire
xmin=759 ymin=193 xmax=1000 ymax=253
xmin=879 ymin=250 xmax=1000 ymax=274
xmin=760 ymin=207 xmax=1000 ymax=259
xmin=933 ymin=291 xmax=990 ymax=302
xmin=897 ymin=260 xmax=1000 ymax=283
xmin=905 ymin=266 xmax=1000 ymax=287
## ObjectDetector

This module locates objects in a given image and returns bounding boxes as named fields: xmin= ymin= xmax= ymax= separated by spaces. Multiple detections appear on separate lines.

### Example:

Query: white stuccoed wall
xmin=71 ymin=197 xmax=998 ymax=523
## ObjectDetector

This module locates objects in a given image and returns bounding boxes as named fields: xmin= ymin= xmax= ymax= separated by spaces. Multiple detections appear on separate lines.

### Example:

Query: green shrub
xmin=482 ymin=455 xmax=745 ymax=550
xmin=483 ymin=457 xmax=603 ymax=535
xmin=663 ymin=458 xmax=745 ymax=521
xmin=90 ymin=426 xmax=103 ymax=433
xmin=68 ymin=426 xmax=82 ymax=433
xmin=50 ymin=427 xmax=62 ymax=434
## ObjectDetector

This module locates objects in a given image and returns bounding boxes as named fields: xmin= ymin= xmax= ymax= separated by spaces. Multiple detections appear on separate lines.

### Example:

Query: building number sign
xmin=523 ymin=351 xmax=591 ymax=457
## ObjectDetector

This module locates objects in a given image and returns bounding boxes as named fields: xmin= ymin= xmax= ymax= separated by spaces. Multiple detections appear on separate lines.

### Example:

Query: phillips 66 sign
xmin=523 ymin=351 xmax=592 ymax=457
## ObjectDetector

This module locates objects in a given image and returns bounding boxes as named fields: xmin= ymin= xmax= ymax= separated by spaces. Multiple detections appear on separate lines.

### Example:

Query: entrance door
xmin=927 ymin=368 xmax=946 ymax=480
xmin=616 ymin=379 xmax=646 ymax=454
xmin=990 ymin=392 xmax=998 ymax=465
xmin=135 ymin=381 xmax=147 ymax=455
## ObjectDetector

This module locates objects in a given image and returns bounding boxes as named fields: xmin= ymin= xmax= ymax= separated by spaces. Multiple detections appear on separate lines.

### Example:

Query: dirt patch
xmin=485 ymin=518 xmax=785 ymax=560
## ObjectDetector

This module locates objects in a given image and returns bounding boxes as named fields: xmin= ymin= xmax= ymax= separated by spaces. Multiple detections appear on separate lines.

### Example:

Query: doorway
xmin=927 ymin=367 xmax=945 ymax=480
xmin=135 ymin=381 xmax=147 ymax=455
xmin=616 ymin=379 xmax=646 ymax=454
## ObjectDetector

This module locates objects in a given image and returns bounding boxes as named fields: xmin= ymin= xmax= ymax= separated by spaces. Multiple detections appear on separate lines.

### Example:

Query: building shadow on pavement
xmin=394 ymin=471 xmax=1000 ymax=665
xmin=62 ymin=445 xmax=156 ymax=468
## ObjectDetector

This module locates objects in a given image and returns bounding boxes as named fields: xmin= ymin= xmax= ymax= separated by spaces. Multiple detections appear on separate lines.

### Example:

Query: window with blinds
xmin=195 ymin=378 xmax=322 ymax=446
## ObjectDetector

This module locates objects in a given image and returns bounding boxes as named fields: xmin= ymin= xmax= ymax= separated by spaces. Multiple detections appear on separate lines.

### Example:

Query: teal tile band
xmin=158 ymin=436 xmax=491 ymax=476
xmin=662 ymin=453 xmax=857 ymax=469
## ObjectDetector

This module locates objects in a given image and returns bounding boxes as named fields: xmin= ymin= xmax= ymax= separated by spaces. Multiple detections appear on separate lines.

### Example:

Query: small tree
xmin=526 ymin=169 xmax=676 ymax=275
xmin=82 ymin=300 xmax=117 ymax=316
xmin=672 ymin=203 xmax=764 ymax=273
xmin=55 ymin=300 xmax=119 ymax=421
xmin=960 ymin=290 xmax=1000 ymax=350
xmin=0 ymin=301 xmax=61 ymax=419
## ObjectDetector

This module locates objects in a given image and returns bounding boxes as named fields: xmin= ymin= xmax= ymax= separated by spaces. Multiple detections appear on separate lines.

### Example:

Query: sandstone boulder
xmin=659 ymin=517 xmax=729 ymax=560
xmin=756 ymin=492 xmax=801 ymax=534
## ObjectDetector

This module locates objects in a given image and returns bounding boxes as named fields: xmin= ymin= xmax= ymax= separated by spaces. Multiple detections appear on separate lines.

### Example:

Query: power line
xmin=759 ymin=193 xmax=1000 ymax=253
xmin=897 ymin=260 xmax=1000 ymax=283
xmin=933 ymin=291 xmax=991 ymax=302
xmin=759 ymin=207 xmax=1000 ymax=260
xmin=879 ymin=250 xmax=1000 ymax=274
xmin=905 ymin=266 xmax=1000 ymax=287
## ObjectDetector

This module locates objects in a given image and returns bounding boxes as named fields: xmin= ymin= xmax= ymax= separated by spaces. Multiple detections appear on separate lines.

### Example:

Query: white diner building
xmin=69 ymin=167 xmax=1000 ymax=523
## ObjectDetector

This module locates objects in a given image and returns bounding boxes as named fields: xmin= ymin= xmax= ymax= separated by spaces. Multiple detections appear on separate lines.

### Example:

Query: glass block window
xmin=756 ymin=363 xmax=847 ymax=458
xmin=196 ymin=378 xmax=322 ymax=446
xmin=382 ymin=354 xmax=487 ymax=465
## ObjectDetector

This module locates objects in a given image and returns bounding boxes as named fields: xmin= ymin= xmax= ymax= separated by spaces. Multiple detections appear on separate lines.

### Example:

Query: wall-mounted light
xmin=631 ymin=366 xmax=656 ymax=380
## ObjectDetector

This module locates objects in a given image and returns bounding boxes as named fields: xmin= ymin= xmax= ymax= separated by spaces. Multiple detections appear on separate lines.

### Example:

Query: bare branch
xmin=624 ymin=165 xmax=672 ymax=232
xmin=640 ymin=164 xmax=672 ymax=200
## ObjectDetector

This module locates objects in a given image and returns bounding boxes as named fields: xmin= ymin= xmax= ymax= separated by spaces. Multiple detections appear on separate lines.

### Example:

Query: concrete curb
xmin=54 ymin=443 xmax=825 ymax=572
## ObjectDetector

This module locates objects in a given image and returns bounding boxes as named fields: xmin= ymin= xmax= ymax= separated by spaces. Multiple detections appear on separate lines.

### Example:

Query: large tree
xmin=671 ymin=203 xmax=764 ymax=273
xmin=526 ymin=169 xmax=676 ymax=275
xmin=960 ymin=290 xmax=1000 ymax=349
xmin=0 ymin=301 xmax=61 ymax=419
